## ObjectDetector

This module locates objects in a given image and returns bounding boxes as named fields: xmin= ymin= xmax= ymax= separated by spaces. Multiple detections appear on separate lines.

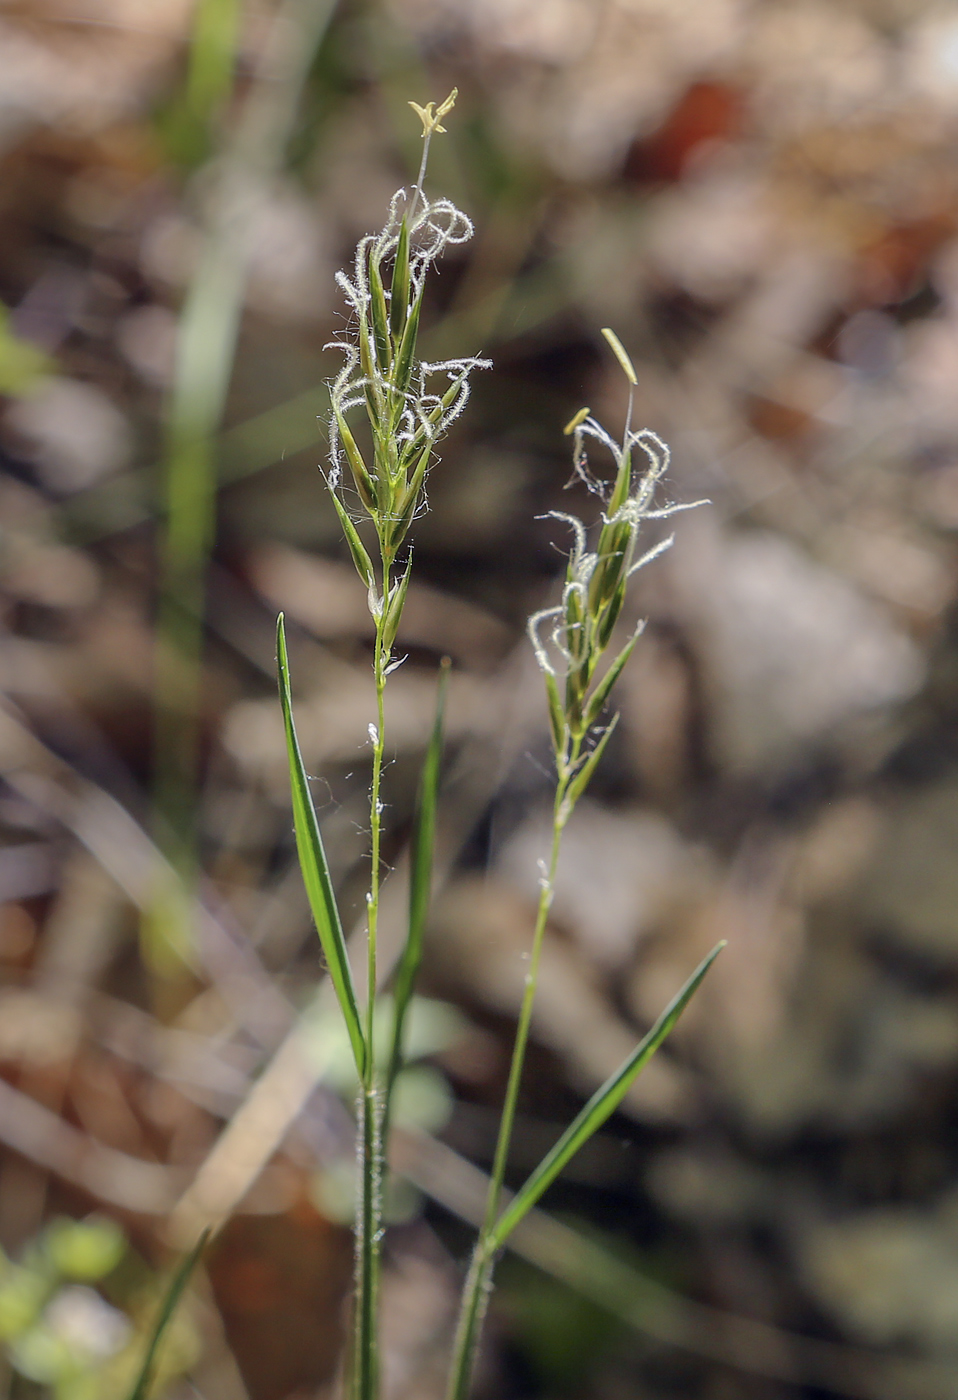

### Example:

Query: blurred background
xmin=4 ymin=0 xmax=958 ymax=1397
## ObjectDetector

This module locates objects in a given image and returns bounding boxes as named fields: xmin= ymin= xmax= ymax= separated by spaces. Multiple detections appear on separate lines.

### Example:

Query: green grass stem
xmin=350 ymin=615 xmax=389 ymax=1400
xmin=383 ymin=658 xmax=450 ymax=1150
xmin=445 ymin=746 xmax=575 ymax=1400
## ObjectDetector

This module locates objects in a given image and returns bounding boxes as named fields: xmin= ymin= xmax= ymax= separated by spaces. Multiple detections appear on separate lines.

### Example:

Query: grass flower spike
xmin=529 ymin=329 xmax=706 ymax=808
xmin=327 ymin=86 xmax=489 ymax=620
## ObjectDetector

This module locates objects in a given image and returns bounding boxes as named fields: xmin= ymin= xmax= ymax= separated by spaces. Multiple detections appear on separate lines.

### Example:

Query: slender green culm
xmin=384 ymin=658 xmax=450 ymax=1149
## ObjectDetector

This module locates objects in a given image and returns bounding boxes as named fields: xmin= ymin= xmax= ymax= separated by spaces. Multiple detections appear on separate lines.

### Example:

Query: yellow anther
xmin=408 ymin=88 xmax=458 ymax=138
xmin=601 ymin=328 xmax=637 ymax=385
xmin=563 ymin=406 xmax=591 ymax=435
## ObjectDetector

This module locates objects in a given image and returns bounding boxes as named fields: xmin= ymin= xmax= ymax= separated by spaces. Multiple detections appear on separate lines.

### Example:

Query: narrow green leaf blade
xmin=385 ymin=658 xmax=450 ymax=1111
xmin=276 ymin=614 xmax=366 ymax=1077
xmin=490 ymin=942 xmax=724 ymax=1248
xmin=126 ymin=1229 xmax=210 ymax=1400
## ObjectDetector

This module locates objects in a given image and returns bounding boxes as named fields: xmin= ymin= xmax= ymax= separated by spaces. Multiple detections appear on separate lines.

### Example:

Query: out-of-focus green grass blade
xmin=187 ymin=0 xmax=241 ymax=129
xmin=276 ymin=613 xmax=366 ymax=1077
xmin=151 ymin=0 xmax=338 ymax=944
xmin=385 ymin=659 xmax=450 ymax=1112
xmin=126 ymin=1229 xmax=210 ymax=1400
xmin=490 ymin=942 xmax=724 ymax=1248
